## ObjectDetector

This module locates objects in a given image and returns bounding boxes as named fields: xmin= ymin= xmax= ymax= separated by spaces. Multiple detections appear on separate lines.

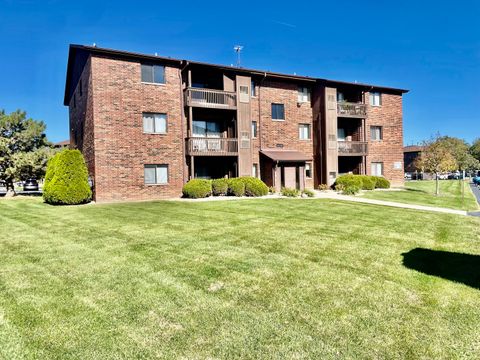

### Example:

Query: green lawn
xmin=362 ymin=180 xmax=479 ymax=211
xmin=1 ymin=197 xmax=480 ymax=359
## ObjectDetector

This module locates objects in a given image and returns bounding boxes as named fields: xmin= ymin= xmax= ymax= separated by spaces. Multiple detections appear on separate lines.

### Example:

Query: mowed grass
xmin=362 ymin=180 xmax=479 ymax=211
xmin=0 ymin=197 xmax=480 ymax=359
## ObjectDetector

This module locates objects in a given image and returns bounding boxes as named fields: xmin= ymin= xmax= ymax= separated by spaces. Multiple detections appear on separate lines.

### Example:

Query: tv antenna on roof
xmin=234 ymin=45 xmax=243 ymax=67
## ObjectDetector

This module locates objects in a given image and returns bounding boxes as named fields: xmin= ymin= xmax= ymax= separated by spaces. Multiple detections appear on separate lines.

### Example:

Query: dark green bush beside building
xmin=334 ymin=174 xmax=390 ymax=195
xmin=182 ymin=179 xmax=212 ymax=198
xmin=242 ymin=177 xmax=269 ymax=197
xmin=43 ymin=149 xmax=92 ymax=205
xmin=212 ymin=178 xmax=228 ymax=196
xmin=227 ymin=178 xmax=245 ymax=197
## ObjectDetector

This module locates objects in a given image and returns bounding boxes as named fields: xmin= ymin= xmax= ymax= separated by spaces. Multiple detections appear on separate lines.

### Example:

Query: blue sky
xmin=1 ymin=0 xmax=479 ymax=144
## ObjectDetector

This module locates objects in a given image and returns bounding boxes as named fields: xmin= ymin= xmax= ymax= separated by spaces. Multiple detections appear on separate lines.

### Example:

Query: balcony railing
xmin=337 ymin=141 xmax=368 ymax=156
xmin=337 ymin=102 xmax=367 ymax=118
xmin=186 ymin=137 xmax=238 ymax=156
xmin=185 ymin=87 xmax=237 ymax=109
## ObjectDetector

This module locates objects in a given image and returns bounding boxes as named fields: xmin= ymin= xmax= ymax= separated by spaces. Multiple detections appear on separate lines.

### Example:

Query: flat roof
xmin=64 ymin=44 xmax=409 ymax=105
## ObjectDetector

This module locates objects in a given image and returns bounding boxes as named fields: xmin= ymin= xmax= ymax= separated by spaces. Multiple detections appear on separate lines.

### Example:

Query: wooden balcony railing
xmin=186 ymin=137 xmax=238 ymax=156
xmin=337 ymin=141 xmax=368 ymax=156
xmin=337 ymin=102 xmax=367 ymax=118
xmin=185 ymin=87 xmax=237 ymax=109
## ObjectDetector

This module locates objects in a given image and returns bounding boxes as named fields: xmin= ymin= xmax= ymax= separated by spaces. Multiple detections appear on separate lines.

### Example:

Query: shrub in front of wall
xmin=281 ymin=187 xmax=300 ymax=197
xmin=240 ymin=176 xmax=269 ymax=197
xmin=212 ymin=178 xmax=228 ymax=196
xmin=268 ymin=186 xmax=276 ymax=194
xmin=373 ymin=176 xmax=391 ymax=189
xmin=317 ymin=184 xmax=330 ymax=191
xmin=43 ymin=149 xmax=92 ymax=205
xmin=342 ymin=184 xmax=360 ymax=195
xmin=227 ymin=178 xmax=245 ymax=197
xmin=302 ymin=188 xmax=315 ymax=197
xmin=359 ymin=175 xmax=376 ymax=190
xmin=334 ymin=174 xmax=362 ymax=190
xmin=182 ymin=179 xmax=212 ymax=198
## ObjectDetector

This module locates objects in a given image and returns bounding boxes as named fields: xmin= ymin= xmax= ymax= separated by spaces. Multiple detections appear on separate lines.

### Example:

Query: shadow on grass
xmin=402 ymin=248 xmax=480 ymax=289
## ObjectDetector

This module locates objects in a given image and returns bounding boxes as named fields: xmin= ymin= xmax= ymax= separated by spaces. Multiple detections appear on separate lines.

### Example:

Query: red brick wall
xmin=69 ymin=57 xmax=95 ymax=186
xmin=365 ymin=92 xmax=404 ymax=186
xmin=88 ymin=56 xmax=186 ymax=202
xmin=251 ymin=80 xmax=315 ymax=188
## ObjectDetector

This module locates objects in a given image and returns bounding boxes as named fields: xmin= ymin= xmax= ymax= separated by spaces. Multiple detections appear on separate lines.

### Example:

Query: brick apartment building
xmin=64 ymin=45 xmax=408 ymax=202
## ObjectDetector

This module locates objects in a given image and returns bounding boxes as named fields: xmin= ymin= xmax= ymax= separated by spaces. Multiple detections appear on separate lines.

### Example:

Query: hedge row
xmin=182 ymin=177 xmax=269 ymax=198
xmin=43 ymin=149 xmax=92 ymax=205
xmin=334 ymin=174 xmax=390 ymax=195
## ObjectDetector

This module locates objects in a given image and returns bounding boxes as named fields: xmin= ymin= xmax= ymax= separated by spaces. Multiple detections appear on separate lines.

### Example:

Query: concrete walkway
xmin=173 ymin=190 xmax=472 ymax=216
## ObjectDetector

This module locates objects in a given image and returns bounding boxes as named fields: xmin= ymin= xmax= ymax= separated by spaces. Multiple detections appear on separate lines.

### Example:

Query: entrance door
xmin=283 ymin=166 xmax=297 ymax=189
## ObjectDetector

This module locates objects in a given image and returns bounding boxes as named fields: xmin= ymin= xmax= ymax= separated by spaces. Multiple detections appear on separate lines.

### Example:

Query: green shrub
xmin=43 ymin=149 xmax=92 ymax=205
xmin=342 ymin=184 xmax=360 ymax=195
xmin=317 ymin=184 xmax=330 ymax=191
xmin=268 ymin=186 xmax=276 ymax=194
xmin=359 ymin=175 xmax=376 ymax=190
xmin=182 ymin=179 xmax=212 ymax=198
xmin=335 ymin=174 xmax=362 ymax=190
xmin=281 ymin=187 xmax=300 ymax=197
xmin=302 ymin=188 xmax=315 ymax=197
xmin=373 ymin=176 xmax=391 ymax=189
xmin=212 ymin=178 xmax=228 ymax=196
xmin=227 ymin=178 xmax=245 ymax=197
xmin=240 ymin=176 xmax=268 ymax=197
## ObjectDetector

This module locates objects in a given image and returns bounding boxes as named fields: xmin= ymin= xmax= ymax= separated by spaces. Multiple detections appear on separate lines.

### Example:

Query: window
xmin=251 ymin=121 xmax=257 ymax=138
xmin=141 ymin=64 xmax=165 ymax=84
xmin=271 ymin=103 xmax=285 ymax=120
xmin=337 ymin=128 xmax=346 ymax=141
xmin=305 ymin=162 xmax=312 ymax=178
xmin=251 ymin=80 xmax=256 ymax=97
xmin=298 ymin=87 xmax=311 ymax=102
xmin=143 ymin=113 xmax=167 ymax=134
xmin=370 ymin=126 xmax=382 ymax=141
xmin=144 ymin=165 xmax=168 ymax=184
xmin=192 ymin=121 xmax=221 ymax=137
xmin=337 ymin=92 xmax=344 ymax=102
xmin=369 ymin=92 xmax=382 ymax=106
xmin=252 ymin=163 xmax=258 ymax=178
xmin=299 ymin=124 xmax=311 ymax=140
xmin=371 ymin=162 xmax=383 ymax=176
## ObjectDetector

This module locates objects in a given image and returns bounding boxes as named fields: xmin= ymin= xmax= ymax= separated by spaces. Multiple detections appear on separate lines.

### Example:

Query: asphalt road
xmin=468 ymin=183 xmax=480 ymax=217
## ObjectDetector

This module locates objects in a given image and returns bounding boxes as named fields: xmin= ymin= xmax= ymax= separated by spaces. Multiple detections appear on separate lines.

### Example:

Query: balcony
xmin=186 ymin=137 xmax=238 ymax=156
xmin=185 ymin=87 xmax=237 ymax=110
xmin=337 ymin=141 xmax=368 ymax=156
xmin=337 ymin=102 xmax=367 ymax=118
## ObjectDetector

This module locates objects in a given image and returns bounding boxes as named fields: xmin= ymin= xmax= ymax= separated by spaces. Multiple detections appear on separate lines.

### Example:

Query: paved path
xmin=173 ymin=190 xmax=472 ymax=216
xmin=468 ymin=183 xmax=480 ymax=217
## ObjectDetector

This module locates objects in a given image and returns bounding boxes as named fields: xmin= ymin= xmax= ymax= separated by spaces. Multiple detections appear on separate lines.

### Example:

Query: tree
xmin=437 ymin=136 xmax=479 ymax=171
xmin=470 ymin=138 xmax=480 ymax=162
xmin=416 ymin=136 xmax=457 ymax=195
xmin=0 ymin=109 xmax=52 ymax=196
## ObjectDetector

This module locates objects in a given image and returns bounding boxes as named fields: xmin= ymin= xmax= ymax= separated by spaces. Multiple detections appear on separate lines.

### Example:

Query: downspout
xmin=179 ymin=61 xmax=189 ymax=184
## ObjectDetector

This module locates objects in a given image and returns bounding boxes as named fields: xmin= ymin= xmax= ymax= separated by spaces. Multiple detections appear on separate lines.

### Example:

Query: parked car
xmin=23 ymin=178 xmax=39 ymax=191
xmin=0 ymin=181 xmax=6 ymax=193
xmin=404 ymin=173 xmax=412 ymax=180
xmin=473 ymin=176 xmax=480 ymax=185
xmin=436 ymin=173 xmax=449 ymax=180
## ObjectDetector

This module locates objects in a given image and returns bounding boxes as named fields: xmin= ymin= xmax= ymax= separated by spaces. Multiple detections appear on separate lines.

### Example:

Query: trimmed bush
xmin=182 ymin=179 xmax=212 ymax=198
xmin=359 ymin=175 xmax=376 ymax=190
xmin=212 ymin=178 xmax=228 ymax=196
xmin=281 ymin=187 xmax=300 ymax=197
xmin=334 ymin=174 xmax=362 ymax=190
xmin=241 ymin=176 xmax=269 ymax=197
xmin=227 ymin=178 xmax=245 ymax=197
xmin=43 ymin=149 xmax=92 ymax=205
xmin=317 ymin=184 xmax=330 ymax=191
xmin=373 ymin=176 xmax=391 ymax=189
xmin=302 ymin=189 xmax=315 ymax=197
xmin=343 ymin=184 xmax=360 ymax=195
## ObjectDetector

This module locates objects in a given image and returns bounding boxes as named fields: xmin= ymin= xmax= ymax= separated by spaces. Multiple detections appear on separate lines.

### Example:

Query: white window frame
xmin=369 ymin=92 xmax=382 ymax=107
xmin=370 ymin=126 xmax=382 ymax=141
xmin=299 ymin=124 xmax=311 ymax=140
xmin=252 ymin=163 xmax=258 ymax=178
xmin=144 ymin=164 xmax=168 ymax=185
xmin=298 ymin=86 xmax=311 ymax=103
xmin=305 ymin=162 xmax=312 ymax=178
xmin=371 ymin=162 xmax=384 ymax=176
xmin=143 ymin=113 xmax=167 ymax=134
xmin=251 ymin=121 xmax=257 ymax=138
